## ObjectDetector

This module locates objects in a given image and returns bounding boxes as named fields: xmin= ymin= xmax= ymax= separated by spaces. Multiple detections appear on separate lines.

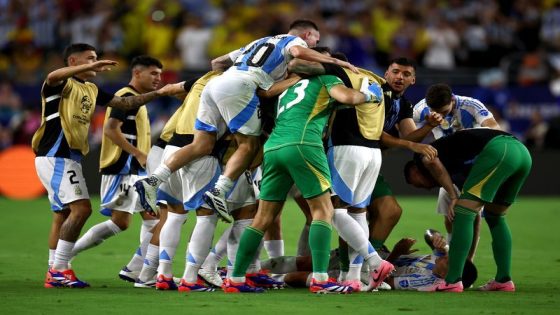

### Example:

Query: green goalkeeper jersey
xmin=264 ymin=75 xmax=343 ymax=152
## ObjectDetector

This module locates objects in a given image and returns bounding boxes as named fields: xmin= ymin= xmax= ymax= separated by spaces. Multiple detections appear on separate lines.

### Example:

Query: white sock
xmin=202 ymin=226 xmax=231 ymax=271
xmin=227 ymin=219 xmax=252 ymax=278
xmin=332 ymin=208 xmax=381 ymax=269
xmin=72 ymin=220 xmax=122 ymax=256
xmin=347 ymin=212 xmax=368 ymax=281
xmin=182 ymin=214 xmax=218 ymax=282
xmin=215 ymin=175 xmax=234 ymax=195
xmin=158 ymin=212 xmax=187 ymax=277
xmin=261 ymin=256 xmax=297 ymax=274
xmin=140 ymin=219 xmax=158 ymax=243
xmin=312 ymin=272 xmax=328 ymax=282
xmin=296 ymin=224 xmax=311 ymax=257
xmin=126 ymin=231 xmax=153 ymax=272
xmin=152 ymin=164 xmax=171 ymax=183
xmin=264 ymin=240 xmax=284 ymax=259
xmin=53 ymin=240 xmax=75 ymax=271
xmin=138 ymin=243 xmax=159 ymax=282
xmin=48 ymin=249 xmax=56 ymax=268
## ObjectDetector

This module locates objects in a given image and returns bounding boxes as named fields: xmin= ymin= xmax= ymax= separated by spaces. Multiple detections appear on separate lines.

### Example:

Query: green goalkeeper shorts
xmin=462 ymin=136 xmax=532 ymax=205
xmin=260 ymin=144 xmax=331 ymax=201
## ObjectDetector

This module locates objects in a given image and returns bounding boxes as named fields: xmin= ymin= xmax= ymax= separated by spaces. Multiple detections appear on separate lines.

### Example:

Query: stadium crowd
xmin=1 ymin=0 xmax=560 ymax=152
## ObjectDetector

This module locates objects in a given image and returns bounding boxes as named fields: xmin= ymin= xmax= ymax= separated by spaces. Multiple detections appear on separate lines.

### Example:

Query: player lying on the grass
xmin=261 ymin=229 xmax=477 ymax=291
xmin=404 ymin=128 xmax=531 ymax=292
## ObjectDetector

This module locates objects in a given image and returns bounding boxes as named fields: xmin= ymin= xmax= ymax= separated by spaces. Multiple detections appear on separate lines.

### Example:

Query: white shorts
xmin=100 ymin=174 xmax=146 ymax=215
xmin=328 ymin=145 xmax=382 ymax=208
xmin=196 ymin=72 xmax=261 ymax=137
xmin=228 ymin=170 xmax=257 ymax=211
xmin=436 ymin=186 xmax=461 ymax=215
xmin=157 ymin=145 xmax=221 ymax=210
xmin=35 ymin=157 xmax=90 ymax=211
xmin=146 ymin=145 xmax=164 ymax=175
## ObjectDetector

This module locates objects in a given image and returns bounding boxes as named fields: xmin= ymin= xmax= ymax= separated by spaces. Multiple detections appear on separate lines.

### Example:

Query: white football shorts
xmin=328 ymin=145 xmax=382 ymax=208
xmin=35 ymin=156 xmax=90 ymax=211
xmin=196 ymin=72 xmax=262 ymax=137
xmin=157 ymin=145 xmax=221 ymax=211
xmin=100 ymin=174 xmax=146 ymax=215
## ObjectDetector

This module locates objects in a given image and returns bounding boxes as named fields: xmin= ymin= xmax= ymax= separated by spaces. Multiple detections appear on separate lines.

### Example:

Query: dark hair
xmin=289 ymin=19 xmax=319 ymax=31
xmin=425 ymin=83 xmax=453 ymax=110
xmin=312 ymin=46 xmax=331 ymax=55
xmin=461 ymin=260 xmax=478 ymax=289
xmin=332 ymin=52 xmax=348 ymax=62
xmin=388 ymin=57 xmax=417 ymax=71
xmin=63 ymin=43 xmax=96 ymax=66
xmin=404 ymin=159 xmax=434 ymax=185
xmin=131 ymin=55 xmax=163 ymax=70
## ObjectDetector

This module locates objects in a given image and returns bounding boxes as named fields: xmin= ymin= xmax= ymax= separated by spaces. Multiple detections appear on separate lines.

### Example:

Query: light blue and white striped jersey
xmin=393 ymin=254 xmax=440 ymax=291
xmin=226 ymin=34 xmax=308 ymax=90
xmin=413 ymin=94 xmax=494 ymax=140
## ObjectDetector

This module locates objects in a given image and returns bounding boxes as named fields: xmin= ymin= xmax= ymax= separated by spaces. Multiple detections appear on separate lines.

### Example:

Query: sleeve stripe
xmin=45 ymin=94 xmax=61 ymax=103
xmin=46 ymin=112 xmax=60 ymax=121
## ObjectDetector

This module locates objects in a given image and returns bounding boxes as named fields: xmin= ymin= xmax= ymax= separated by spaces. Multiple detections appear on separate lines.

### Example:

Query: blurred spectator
xmin=176 ymin=14 xmax=212 ymax=71
xmin=473 ymin=68 xmax=511 ymax=116
xmin=525 ymin=111 xmax=549 ymax=151
xmin=0 ymin=80 xmax=22 ymax=151
xmin=517 ymin=51 xmax=552 ymax=86
xmin=422 ymin=16 xmax=460 ymax=70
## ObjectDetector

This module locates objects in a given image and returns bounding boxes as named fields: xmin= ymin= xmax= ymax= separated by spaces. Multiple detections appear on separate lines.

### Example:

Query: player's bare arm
xmin=107 ymin=82 xmax=185 ymax=111
xmin=399 ymin=115 xmax=443 ymax=142
xmin=380 ymin=131 xmax=438 ymax=160
xmin=289 ymin=46 xmax=359 ymax=73
xmin=421 ymin=156 xmax=459 ymax=220
xmin=46 ymin=60 xmax=118 ymax=86
xmin=481 ymin=117 xmax=501 ymax=130
xmin=287 ymin=59 xmax=326 ymax=76
xmin=328 ymin=85 xmax=368 ymax=105
xmin=211 ymin=53 xmax=234 ymax=71
xmin=257 ymin=73 xmax=302 ymax=98
xmin=104 ymin=118 xmax=147 ymax=167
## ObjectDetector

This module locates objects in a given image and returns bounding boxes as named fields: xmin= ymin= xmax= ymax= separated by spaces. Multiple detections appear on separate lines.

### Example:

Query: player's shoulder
xmin=455 ymin=95 xmax=486 ymax=110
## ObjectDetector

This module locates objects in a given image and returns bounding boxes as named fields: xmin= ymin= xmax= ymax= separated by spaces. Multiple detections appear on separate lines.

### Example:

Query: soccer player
xmin=34 ymin=43 xmax=185 ymax=288
xmin=223 ymin=69 xmax=390 ymax=294
xmin=135 ymin=19 xmax=359 ymax=222
xmin=70 ymin=55 xmax=163 ymax=270
xmin=404 ymin=128 xmax=532 ymax=292
xmin=367 ymin=58 xmax=442 ymax=254
xmin=262 ymin=229 xmax=478 ymax=291
xmin=413 ymin=83 xmax=501 ymax=259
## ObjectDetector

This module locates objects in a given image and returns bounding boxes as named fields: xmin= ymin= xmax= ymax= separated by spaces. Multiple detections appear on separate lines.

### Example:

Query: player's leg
xmin=48 ymin=209 xmax=69 ymax=268
xmin=368 ymin=175 xmax=402 ymax=252
xmin=135 ymin=206 xmax=168 ymax=288
xmin=293 ymin=190 xmax=312 ymax=257
xmin=119 ymin=211 xmax=159 ymax=283
xmin=204 ymin=78 xmax=261 ymax=219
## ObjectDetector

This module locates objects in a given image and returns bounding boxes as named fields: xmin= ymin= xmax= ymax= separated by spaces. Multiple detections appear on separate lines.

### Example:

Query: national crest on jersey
xmin=229 ymin=34 xmax=308 ymax=90
xmin=32 ymin=78 xmax=100 ymax=158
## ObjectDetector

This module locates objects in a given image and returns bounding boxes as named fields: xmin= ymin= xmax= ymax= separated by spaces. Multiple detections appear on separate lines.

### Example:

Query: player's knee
xmin=387 ymin=204 xmax=403 ymax=223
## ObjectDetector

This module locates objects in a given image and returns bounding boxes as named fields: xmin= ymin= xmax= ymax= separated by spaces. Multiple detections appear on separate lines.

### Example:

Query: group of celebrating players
xmin=34 ymin=19 xmax=530 ymax=294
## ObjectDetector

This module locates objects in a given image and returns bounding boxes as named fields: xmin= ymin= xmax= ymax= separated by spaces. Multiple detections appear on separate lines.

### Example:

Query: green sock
xmin=338 ymin=242 xmax=349 ymax=272
xmin=445 ymin=205 xmax=477 ymax=284
xmin=370 ymin=238 xmax=385 ymax=251
xmin=232 ymin=226 xmax=264 ymax=278
xmin=485 ymin=212 xmax=512 ymax=283
xmin=309 ymin=220 xmax=332 ymax=273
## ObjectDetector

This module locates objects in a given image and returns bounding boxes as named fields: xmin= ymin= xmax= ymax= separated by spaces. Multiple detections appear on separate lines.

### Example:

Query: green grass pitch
xmin=1 ymin=196 xmax=559 ymax=314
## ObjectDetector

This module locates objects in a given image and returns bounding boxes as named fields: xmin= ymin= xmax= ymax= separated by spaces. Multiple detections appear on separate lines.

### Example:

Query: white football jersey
xmin=226 ymin=34 xmax=308 ymax=90
xmin=413 ymin=95 xmax=494 ymax=140
xmin=392 ymin=254 xmax=440 ymax=291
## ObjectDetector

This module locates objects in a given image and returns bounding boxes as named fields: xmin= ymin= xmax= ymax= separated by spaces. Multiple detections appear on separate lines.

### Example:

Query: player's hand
xmin=426 ymin=112 xmax=443 ymax=127
xmin=360 ymin=79 xmax=383 ymax=103
xmin=90 ymin=60 xmax=118 ymax=72
xmin=134 ymin=152 xmax=147 ymax=168
xmin=447 ymin=197 xmax=458 ymax=222
xmin=392 ymin=238 xmax=419 ymax=256
xmin=339 ymin=60 xmax=359 ymax=73
xmin=411 ymin=143 xmax=438 ymax=160
xmin=157 ymin=81 xmax=186 ymax=96
xmin=431 ymin=234 xmax=448 ymax=253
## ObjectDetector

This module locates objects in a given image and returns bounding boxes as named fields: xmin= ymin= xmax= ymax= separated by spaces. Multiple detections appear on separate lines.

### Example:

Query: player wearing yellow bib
xmin=35 ymin=43 xmax=185 ymax=289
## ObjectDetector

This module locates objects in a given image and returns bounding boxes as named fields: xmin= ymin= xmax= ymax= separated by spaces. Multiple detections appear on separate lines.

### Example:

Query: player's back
xmin=265 ymin=75 xmax=340 ymax=151
xmin=228 ymin=34 xmax=307 ymax=90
